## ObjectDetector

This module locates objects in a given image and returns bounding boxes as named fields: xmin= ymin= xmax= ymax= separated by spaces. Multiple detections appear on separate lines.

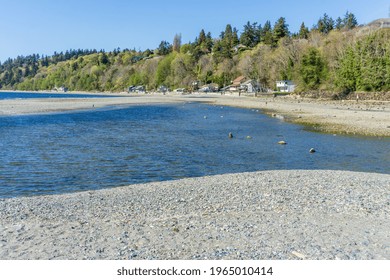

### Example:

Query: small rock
xmin=246 ymin=136 xmax=252 ymax=139
xmin=228 ymin=132 xmax=233 ymax=138
xmin=278 ymin=140 xmax=287 ymax=145
xmin=309 ymin=148 xmax=316 ymax=153
xmin=291 ymin=251 xmax=306 ymax=259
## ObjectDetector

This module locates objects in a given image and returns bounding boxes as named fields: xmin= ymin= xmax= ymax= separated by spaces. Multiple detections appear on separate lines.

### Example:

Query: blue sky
xmin=0 ymin=0 xmax=389 ymax=62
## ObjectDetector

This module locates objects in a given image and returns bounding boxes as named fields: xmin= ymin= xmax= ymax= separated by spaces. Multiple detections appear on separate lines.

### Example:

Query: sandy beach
xmin=1 ymin=170 xmax=389 ymax=260
xmin=1 ymin=92 xmax=389 ymax=136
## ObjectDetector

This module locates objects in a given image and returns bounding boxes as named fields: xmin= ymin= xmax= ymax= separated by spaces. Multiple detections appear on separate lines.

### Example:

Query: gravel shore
xmin=1 ymin=170 xmax=389 ymax=260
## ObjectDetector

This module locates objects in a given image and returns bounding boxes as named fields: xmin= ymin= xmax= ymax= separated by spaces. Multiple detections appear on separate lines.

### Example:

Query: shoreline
xmin=1 ymin=170 xmax=389 ymax=260
xmin=0 ymin=92 xmax=389 ymax=137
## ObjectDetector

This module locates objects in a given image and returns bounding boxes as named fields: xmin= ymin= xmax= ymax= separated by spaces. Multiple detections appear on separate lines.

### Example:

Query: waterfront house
xmin=276 ymin=80 xmax=295 ymax=93
xmin=223 ymin=76 xmax=246 ymax=92
xmin=240 ymin=79 xmax=261 ymax=93
xmin=222 ymin=76 xmax=263 ymax=94
xmin=199 ymin=83 xmax=219 ymax=92
xmin=158 ymin=85 xmax=169 ymax=93
xmin=128 ymin=85 xmax=145 ymax=93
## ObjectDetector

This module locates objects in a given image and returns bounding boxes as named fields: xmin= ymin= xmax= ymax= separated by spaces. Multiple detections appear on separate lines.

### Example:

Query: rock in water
xmin=228 ymin=132 xmax=233 ymax=138
xmin=309 ymin=148 xmax=316 ymax=153
xmin=278 ymin=140 xmax=287 ymax=145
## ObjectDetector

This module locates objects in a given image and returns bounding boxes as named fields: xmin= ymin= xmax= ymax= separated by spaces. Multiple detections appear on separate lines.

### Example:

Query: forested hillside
xmin=1 ymin=12 xmax=389 ymax=95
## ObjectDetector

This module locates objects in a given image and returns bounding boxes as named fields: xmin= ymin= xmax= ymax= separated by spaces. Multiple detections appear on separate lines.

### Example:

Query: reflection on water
xmin=0 ymin=103 xmax=389 ymax=198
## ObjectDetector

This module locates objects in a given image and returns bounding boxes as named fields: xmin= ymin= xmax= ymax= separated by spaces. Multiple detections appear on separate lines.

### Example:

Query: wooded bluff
xmin=1 ymin=13 xmax=389 ymax=96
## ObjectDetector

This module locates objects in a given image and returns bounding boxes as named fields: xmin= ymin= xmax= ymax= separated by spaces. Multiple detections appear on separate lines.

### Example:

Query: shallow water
xmin=0 ymin=103 xmax=389 ymax=198
xmin=0 ymin=91 xmax=117 ymax=100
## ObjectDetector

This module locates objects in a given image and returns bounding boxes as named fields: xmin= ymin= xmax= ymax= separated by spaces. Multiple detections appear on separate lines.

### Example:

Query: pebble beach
xmin=1 ymin=170 xmax=389 ymax=260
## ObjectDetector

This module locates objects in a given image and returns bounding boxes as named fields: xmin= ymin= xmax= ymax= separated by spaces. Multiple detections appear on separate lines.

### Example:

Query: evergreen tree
xmin=217 ymin=24 xmax=239 ymax=58
xmin=335 ymin=46 xmax=357 ymax=91
xmin=343 ymin=11 xmax=358 ymax=30
xmin=298 ymin=22 xmax=309 ymax=39
xmin=221 ymin=24 xmax=239 ymax=46
xmin=240 ymin=21 xmax=261 ymax=48
xmin=157 ymin=41 xmax=172 ymax=55
xmin=335 ymin=17 xmax=344 ymax=30
xmin=262 ymin=20 xmax=274 ymax=45
xmin=99 ymin=52 xmax=109 ymax=65
xmin=273 ymin=17 xmax=289 ymax=42
xmin=300 ymin=47 xmax=326 ymax=89
xmin=198 ymin=29 xmax=206 ymax=45
xmin=316 ymin=13 xmax=334 ymax=34
xmin=205 ymin=32 xmax=213 ymax=52
xmin=191 ymin=29 xmax=213 ymax=59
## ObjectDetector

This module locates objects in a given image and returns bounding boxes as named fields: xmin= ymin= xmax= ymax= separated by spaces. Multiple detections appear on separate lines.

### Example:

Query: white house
xmin=276 ymin=80 xmax=295 ymax=93
xmin=240 ymin=79 xmax=260 ymax=93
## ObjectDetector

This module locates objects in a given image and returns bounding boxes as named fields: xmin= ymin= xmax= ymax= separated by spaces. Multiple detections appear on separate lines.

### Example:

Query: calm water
xmin=0 ymin=103 xmax=389 ymax=198
xmin=0 ymin=91 xmax=117 ymax=100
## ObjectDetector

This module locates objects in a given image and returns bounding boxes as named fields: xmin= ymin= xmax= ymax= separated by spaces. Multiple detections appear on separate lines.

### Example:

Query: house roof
xmin=232 ymin=76 xmax=246 ymax=86
xmin=241 ymin=79 xmax=254 ymax=85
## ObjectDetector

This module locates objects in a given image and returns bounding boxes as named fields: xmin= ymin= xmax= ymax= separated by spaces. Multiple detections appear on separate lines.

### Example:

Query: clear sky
xmin=0 ymin=0 xmax=389 ymax=62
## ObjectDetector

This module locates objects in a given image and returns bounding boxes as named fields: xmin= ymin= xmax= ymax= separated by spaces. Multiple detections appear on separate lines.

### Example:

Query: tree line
xmin=1 ymin=11 xmax=389 ymax=94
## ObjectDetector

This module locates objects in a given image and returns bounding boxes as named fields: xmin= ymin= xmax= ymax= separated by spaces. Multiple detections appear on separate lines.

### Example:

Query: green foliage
xmin=261 ymin=20 xmax=274 ymax=46
xmin=215 ymin=24 xmax=240 ymax=59
xmin=335 ymin=46 xmax=357 ymax=91
xmin=298 ymin=22 xmax=309 ymax=39
xmin=190 ymin=29 xmax=213 ymax=59
xmin=240 ymin=21 xmax=262 ymax=48
xmin=273 ymin=17 xmax=289 ymax=42
xmin=157 ymin=41 xmax=172 ymax=56
xmin=299 ymin=47 xmax=326 ymax=90
xmin=315 ymin=13 xmax=334 ymax=34
xmin=335 ymin=29 xmax=390 ymax=92
xmin=155 ymin=53 xmax=176 ymax=87
xmin=343 ymin=11 xmax=358 ymax=30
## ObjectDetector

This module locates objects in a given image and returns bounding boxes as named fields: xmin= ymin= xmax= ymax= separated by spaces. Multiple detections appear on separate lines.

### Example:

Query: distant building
xmin=199 ymin=83 xmax=219 ymax=92
xmin=240 ymin=79 xmax=261 ymax=93
xmin=222 ymin=76 xmax=246 ymax=92
xmin=128 ymin=85 xmax=145 ymax=93
xmin=53 ymin=86 xmax=68 ymax=92
xmin=157 ymin=85 xmax=169 ymax=93
xmin=232 ymin=44 xmax=248 ymax=53
xmin=276 ymin=80 xmax=295 ymax=93
xmin=221 ymin=76 xmax=265 ymax=94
